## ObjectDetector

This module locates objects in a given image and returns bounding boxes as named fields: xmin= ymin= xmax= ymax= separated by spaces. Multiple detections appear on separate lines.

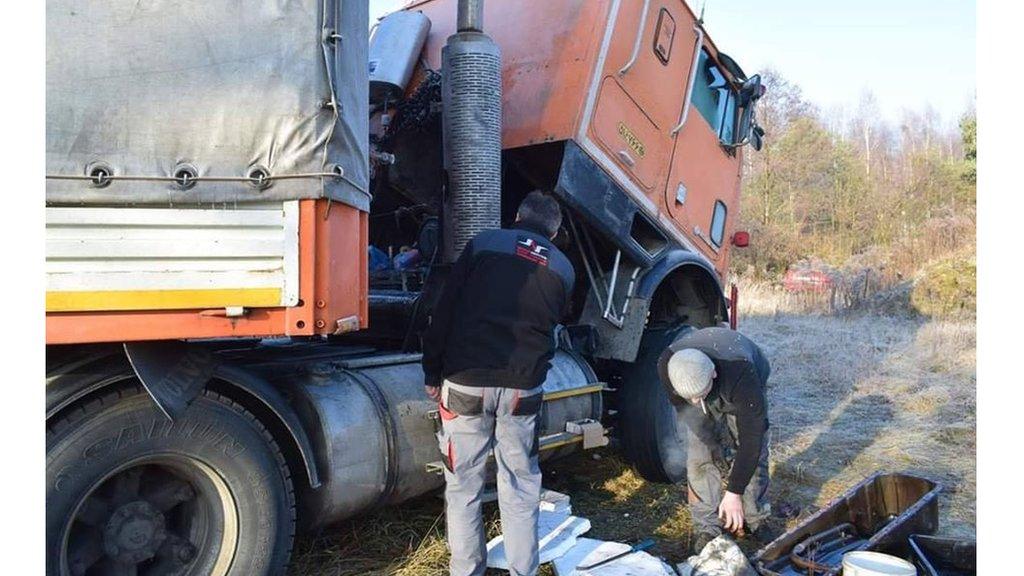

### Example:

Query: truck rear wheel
xmin=617 ymin=323 xmax=693 ymax=484
xmin=46 ymin=384 xmax=295 ymax=576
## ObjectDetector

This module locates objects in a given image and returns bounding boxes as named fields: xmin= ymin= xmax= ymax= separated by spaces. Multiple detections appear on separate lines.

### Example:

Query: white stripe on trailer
xmin=46 ymin=201 xmax=301 ymax=311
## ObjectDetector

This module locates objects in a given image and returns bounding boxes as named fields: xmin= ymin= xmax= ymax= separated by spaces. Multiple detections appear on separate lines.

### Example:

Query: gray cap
xmin=666 ymin=348 xmax=715 ymax=401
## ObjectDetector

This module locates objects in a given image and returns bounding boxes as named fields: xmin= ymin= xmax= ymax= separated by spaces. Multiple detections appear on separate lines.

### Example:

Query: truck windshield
xmin=690 ymin=49 xmax=738 ymax=146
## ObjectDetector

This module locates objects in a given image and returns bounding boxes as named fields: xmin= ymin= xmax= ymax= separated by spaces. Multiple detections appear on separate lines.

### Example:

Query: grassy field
xmin=288 ymin=282 xmax=976 ymax=575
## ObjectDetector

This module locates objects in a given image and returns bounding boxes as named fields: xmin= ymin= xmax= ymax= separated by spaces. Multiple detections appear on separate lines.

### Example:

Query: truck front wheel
xmin=616 ymin=323 xmax=694 ymax=484
xmin=46 ymin=384 xmax=295 ymax=576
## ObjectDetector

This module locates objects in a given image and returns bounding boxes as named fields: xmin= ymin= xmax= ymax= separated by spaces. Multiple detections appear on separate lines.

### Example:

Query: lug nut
xmin=177 ymin=543 xmax=197 ymax=563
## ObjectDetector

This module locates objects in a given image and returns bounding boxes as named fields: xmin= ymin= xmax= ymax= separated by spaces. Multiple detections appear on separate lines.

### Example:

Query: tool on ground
xmin=576 ymin=538 xmax=656 ymax=570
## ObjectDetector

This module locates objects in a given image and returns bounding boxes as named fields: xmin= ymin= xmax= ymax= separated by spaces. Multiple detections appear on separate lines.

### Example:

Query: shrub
xmin=911 ymin=253 xmax=976 ymax=318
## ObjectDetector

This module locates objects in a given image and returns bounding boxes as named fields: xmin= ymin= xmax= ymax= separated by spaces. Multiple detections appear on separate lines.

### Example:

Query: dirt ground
xmin=288 ymin=285 xmax=976 ymax=575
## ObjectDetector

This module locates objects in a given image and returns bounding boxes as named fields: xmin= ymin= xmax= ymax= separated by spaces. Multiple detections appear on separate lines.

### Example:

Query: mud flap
xmin=124 ymin=341 xmax=217 ymax=421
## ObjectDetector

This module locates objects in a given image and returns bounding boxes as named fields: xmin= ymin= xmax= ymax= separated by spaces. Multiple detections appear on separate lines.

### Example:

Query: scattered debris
xmin=488 ymin=489 xmax=681 ymax=575
xmin=486 ymin=509 xmax=590 ymax=570
xmin=675 ymin=535 xmax=758 ymax=576
xmin=576 ymin=538 xmax=654 ymax=570
xmin=553 ymin=538 xmax=676 ymax=576
xmin=540 ymin=489 xmax=573 ymax=515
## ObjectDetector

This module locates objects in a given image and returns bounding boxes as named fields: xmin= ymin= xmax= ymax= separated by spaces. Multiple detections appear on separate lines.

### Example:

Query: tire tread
xmin=46 ymin=380 xmax=296 ymax=574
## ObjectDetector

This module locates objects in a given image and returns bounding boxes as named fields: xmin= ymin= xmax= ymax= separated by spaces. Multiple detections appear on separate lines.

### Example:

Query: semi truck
xmin=44 ymin=0 xmax=764 ymax=573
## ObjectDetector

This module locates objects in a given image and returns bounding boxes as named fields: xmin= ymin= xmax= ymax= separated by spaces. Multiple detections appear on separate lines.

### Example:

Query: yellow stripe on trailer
xmin=46 ymin=288 xmax=282 ymax=312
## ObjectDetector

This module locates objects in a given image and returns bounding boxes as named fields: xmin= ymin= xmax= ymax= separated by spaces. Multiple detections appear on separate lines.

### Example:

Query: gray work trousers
xmin=680 ymin=404 xmax=771 ymax=538
xmin=438 ymin=380 xmax=543 ymax=576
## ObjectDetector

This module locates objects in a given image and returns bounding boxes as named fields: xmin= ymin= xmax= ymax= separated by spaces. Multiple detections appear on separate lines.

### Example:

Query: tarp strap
xmin=46 ymin=171 xmax=345 ymax=187
xmin=320 ymin=0 xmax=341 ymax=199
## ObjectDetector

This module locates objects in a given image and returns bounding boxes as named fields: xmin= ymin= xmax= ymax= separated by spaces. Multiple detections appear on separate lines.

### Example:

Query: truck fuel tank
xmin=288 ymin=348 xmax=602 ymax=529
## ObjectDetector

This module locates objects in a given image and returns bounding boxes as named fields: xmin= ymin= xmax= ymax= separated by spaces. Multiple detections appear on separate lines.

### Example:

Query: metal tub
xmin=753 ymin=472 xmax=942 ymax=576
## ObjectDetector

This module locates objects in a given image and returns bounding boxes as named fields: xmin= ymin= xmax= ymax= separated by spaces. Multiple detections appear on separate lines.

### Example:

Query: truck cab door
xmin=580 ymin=1 xmax=700 ymax=216
xmin=663 ymin=48 xmax=744 ymax=272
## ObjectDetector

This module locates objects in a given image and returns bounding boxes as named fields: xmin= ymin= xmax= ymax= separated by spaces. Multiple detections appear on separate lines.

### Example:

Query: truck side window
xmin=710 ymin=200 xmax=727 ymax=247
xmin=690 ymin=50 xmax=738 ymax=145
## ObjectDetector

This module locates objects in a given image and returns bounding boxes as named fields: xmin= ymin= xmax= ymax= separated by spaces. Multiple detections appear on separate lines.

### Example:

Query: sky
xmin=369 ymin=0 xmax=975 ymax=127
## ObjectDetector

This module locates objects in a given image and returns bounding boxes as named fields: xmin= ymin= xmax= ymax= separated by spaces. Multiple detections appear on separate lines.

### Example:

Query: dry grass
xmin=738 ymin=281 xmax=976 ymax=538
xmin=288 ymin=282 xmax=976 ymax=575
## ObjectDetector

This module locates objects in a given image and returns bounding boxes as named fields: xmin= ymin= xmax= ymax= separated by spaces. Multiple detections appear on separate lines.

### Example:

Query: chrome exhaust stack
xmin=441 ymin=0 xmax=502 ymax=262
xmin=456 ymin=0 xmax=484 ymax=32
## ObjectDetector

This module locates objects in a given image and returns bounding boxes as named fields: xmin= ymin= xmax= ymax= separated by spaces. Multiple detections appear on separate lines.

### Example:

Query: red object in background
xmin=732 ymin=231 xmax=750 ymax=247
xmin=782 ymin=268 xmax=835 ymax=292
xmin=729 ymin=283 xmax=739 ymax=330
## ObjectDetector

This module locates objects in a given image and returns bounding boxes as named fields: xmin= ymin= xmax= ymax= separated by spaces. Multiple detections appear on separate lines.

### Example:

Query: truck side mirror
xmin=750 ymin=125 xmax=764 ymax=151
xmin=739 ymin=74 xmax=763 ymax=106
xmin=732 ymin=231 xmax=750 ymax=247
xmin=734 ymin=75 xmax=763 ymax=148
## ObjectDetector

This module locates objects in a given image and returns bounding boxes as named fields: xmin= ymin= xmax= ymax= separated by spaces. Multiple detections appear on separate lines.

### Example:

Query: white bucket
xmin=842 ymin=551 xmax=917 ymax=575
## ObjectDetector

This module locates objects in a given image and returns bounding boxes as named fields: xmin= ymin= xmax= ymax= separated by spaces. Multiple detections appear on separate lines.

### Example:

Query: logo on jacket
xmin=515 ymin=236 xmax=549 ymax=266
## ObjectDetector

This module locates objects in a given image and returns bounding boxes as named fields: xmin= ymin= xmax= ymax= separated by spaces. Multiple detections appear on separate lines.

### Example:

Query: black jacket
xmin=422 ymin=222 xmax=575 ymax=390
xmin=658 ymin=327 xmax=771 ymax=494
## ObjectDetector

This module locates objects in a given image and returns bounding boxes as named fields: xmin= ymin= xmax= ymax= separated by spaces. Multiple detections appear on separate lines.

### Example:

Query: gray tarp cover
xmin=46 ymin=0 xmax=370 ymax=211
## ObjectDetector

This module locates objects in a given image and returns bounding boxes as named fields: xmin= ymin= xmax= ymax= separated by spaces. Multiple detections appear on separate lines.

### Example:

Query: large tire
xmin=617 ymin=323 xmax=693 ymax=484
xmin=47 ymin=384 xmax=295 ymax=576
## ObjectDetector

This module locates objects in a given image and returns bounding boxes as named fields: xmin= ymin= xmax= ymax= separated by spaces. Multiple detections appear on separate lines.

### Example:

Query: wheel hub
xmin=103 ymin=500 xmax=167 ymax=564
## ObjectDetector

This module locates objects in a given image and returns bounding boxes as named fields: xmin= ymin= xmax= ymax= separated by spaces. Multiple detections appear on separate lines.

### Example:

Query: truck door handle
xmin=671 ymin=23 xmax=705 ymax=136
xmin=617 ymin=150 xmax=636 ymax=167
xmin=617 ymin=0 xmax=651 ymax=76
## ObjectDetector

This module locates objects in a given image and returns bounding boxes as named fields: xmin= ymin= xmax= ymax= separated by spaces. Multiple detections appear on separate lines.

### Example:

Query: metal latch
xmin=565 ymin=419 xmax=609 ymax=450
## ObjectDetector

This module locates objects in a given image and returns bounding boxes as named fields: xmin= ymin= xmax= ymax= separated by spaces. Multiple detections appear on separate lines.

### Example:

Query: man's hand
xmin=718 ymin=491 xmax=745 ymax=534
xmin=424 ymin=385 xmax=441 ymax=401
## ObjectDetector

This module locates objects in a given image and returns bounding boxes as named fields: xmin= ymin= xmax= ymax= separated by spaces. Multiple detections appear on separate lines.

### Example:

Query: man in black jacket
xmin=657 ymin=327 xmax=772 ymax=552
xmin=422 ymin=191 xmax=574 ymax=576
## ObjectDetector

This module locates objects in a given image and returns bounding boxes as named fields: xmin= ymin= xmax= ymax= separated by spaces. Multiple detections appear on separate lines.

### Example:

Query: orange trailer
xmin=46 ymin=200 xmax=368 ymax=344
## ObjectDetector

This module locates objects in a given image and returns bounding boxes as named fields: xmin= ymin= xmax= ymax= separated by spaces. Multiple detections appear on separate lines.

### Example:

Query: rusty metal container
xmin=752 ymin=473 xmax=942 ymax=576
